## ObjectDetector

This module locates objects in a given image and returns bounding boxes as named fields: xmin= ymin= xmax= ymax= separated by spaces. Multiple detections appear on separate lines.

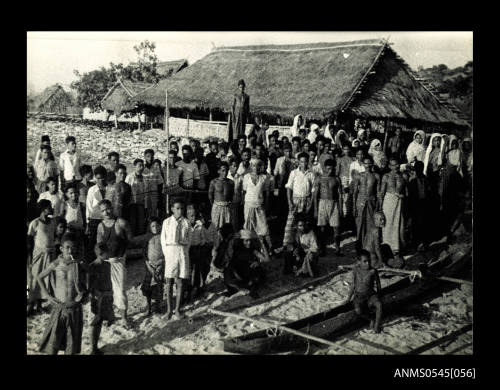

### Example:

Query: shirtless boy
xmin=313 ymin=159 xmax=343 ymax=256
xmin=37 ymin=234 xmax=86 ymax=354
xmin=208 ymin=162 xmax=235 ymax=229
xmin=344 ymin=249 xmax=383 ymax=333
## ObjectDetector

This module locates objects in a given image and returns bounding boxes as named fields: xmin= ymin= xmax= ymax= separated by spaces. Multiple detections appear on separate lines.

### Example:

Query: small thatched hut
xmin=31 ymin=84 xmax=81 ymax=115
xmin=101 ymin=79 xmax=154 ymax=118
xmin=132 ymin=39 xmax=468 ymax=135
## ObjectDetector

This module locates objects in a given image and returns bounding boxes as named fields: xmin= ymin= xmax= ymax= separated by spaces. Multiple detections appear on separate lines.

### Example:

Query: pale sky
xmin=27 ymin=31 xmax=473 ymax=94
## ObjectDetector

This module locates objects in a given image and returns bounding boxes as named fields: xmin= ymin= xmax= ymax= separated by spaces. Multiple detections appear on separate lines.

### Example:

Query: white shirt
xmin=242 ymin=174 xmax=270 ymax=206
xmin=161 ymin=215 xmax=192 ymax=249
xmin=86 ymin=184 xmax=106 ymax=222
xmin=59 ymin=150 xmax=81 ymax=181
xmin=237 ymin=162 xmax=252 ymax=176
xmin=38 ymin=191 xmax=64 ymax=217
xmin=349 ymin=161 xmax=366 ymax=184
xmin=285 ymin=168 xmax=316 ymax=197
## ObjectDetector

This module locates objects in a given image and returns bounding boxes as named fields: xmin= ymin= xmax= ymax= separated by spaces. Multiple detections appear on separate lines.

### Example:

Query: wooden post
xmin=226 ymin=112 xmax=232 ymax=143
xmin=186 ymin=112 xmax=190 ymax=138
xmin=137 ymin=111 xmax=141 ymax=131
xmin=209 ymin=110 xmax=213 ymax=122
xmin=165 ymin=90 xmax=170 ymax=212
xmin=382 ymin=118 xmax=389 ymax=154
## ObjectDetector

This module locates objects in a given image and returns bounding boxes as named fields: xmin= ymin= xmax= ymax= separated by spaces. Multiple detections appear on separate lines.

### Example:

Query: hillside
xmin=417 ymin=61 xmax=473 ymax=121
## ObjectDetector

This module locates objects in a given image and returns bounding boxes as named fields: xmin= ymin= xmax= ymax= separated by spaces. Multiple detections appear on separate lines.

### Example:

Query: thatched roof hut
xmin=132 ymin=39 xmax=468 ymax=128
xmin=32 ymin=84 xmax=82 ymax=115
xmin=101 ymin=79 xmax=154 ymax=117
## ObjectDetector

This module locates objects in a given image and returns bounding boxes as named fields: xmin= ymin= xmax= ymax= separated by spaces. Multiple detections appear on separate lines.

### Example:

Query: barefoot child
xmin=208 ymin=161 xmax=235 ymax=229
xmin=160 ymin=200 xmax=192 ymax=319
xmin=87 ymin=243 xmax=115 ymax=355
xmin=344 ymin=249 xmax=383 ymax=333
xmin=141 ymin=217 xmax=165 ymax=316
xmin=27 ymin=199 xmax=56 ymax=316
xmin=313 ymin=159 xmax=343 ymax=256
xmin=37 ymin=234 xmax=86 ymax=354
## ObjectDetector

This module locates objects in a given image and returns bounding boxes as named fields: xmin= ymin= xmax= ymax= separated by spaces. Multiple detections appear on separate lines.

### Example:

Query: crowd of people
xmin=26 ymin=114 xmax=473 ymax=353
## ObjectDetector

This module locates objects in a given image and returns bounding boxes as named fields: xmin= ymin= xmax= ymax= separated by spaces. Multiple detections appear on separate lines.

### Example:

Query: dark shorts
xmin=89 ymin=293 xmax=115 ymax=325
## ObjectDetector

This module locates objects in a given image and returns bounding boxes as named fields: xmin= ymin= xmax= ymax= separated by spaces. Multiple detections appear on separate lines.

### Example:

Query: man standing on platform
xmin=229 ymin=79 xmax=250 ymax=144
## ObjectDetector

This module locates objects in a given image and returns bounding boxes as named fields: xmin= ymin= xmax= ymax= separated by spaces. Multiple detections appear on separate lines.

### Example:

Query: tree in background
xmin=71 ymin=40 xmax=160 ymax=112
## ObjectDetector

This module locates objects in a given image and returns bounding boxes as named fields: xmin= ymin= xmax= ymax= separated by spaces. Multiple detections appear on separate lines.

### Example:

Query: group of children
xmin=27 ymin=120 xmax=472 ymax=352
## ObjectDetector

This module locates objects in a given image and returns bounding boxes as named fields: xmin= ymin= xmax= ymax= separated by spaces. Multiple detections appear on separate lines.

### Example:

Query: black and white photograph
xmin=26 ymin=31 xmax=473 ymax=357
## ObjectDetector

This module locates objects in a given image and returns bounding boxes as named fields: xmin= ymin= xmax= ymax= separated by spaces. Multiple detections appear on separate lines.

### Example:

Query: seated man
xmin=223 ymin=229 xmax=269 ymax=299
xmin=283 ymin=214 xmax=319 ymax=277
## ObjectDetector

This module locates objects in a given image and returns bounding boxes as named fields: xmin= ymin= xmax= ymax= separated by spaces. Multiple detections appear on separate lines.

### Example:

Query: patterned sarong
xmin=382 ymin=192 xmax=405 ymax=253
xmin=39 ymin=302 xmax=83 ymax=355
xmin=282 ymin=196 xmax=310 ymax=245
xmin=356 ymin=195 xmax=377 ymax=250
xmin=243 ymin=203 xmax=269 ymax=236
xmin=29 ymin=247 xmax=56 ymax=302
xmin=211 ymin=201 xmax=233 ymax=229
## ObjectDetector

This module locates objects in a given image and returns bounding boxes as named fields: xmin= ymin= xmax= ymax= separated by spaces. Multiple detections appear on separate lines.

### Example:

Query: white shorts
xmin=164 ymin=245 xmax=191 ymax=279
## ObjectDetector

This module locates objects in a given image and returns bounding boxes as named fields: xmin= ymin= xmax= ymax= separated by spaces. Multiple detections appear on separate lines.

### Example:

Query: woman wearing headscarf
xmin=368 ymin=139 xmax=387 ymax=169
xmin=405 ymin=130 xmax=426 ymax=165
xmin=334 ymin=129 xmax=349 ymax=149
xmin=290 ymin=114 xmax=305 ymax=138
xmin=307 ymin=123 xmax=320 ymax=144
xmin=423 ymin=133 xmax=446 ymax=240
xmin=323 ymin=122 xmax=335 ymax=143
xmin=446 ymin=135 xmax=465 ymax=177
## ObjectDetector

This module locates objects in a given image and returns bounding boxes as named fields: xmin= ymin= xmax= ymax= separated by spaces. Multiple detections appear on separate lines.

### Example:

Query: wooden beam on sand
xmin=405 ymin=324 xmax=472 ymax=355
xmin=208 ymin=308 xmax=339 ymax=349
xmin=339 ymin=265 xmax=473 ymax=286
xmin=217 ymin=268 xmax=348 ymax=313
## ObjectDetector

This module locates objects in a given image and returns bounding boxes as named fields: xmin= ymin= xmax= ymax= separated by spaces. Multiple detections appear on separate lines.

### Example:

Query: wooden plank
xmin=217 ymin=268 xmax=348 ymax=313
xmin=208 ymin=308 xmax=340 ymax=348
xmin=405 ymin=324 xmax=472 ymax=355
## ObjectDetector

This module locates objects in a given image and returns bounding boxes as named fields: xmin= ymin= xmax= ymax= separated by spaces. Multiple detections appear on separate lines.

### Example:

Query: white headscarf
xmin=290 ymin=114 xmax=304 ymax=138
xmin=357 ymin=129 xmax=368 ymax=145
xmin=307 ymin=123 xmax=319 ymax=143
xmin=423 ymin=133 xmax=445 ymax=175
xmin=335 ymin=130 xmax=348 ymax=148
xmin=323 ymin=123 xmax=335 ymax=142
xmin=368 ymin=139 xmax=386 ymax=168
xmin=447 ymin=134 xmax=464 ymax=176
xmin=405 ymin=130 xmax=426 ymax=164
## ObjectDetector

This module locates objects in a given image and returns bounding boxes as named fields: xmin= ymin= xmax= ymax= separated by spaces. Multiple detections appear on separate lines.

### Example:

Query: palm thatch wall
xmin=132 ymin=39 xmax=467 ymax=128
xmin=32 ymin=84 xmax=82 ymax=115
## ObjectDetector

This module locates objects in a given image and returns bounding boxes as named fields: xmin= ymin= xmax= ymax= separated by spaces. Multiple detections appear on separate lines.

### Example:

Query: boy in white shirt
xmin=160 ymin=200 xmax=192 ymax=320
xmin=59 ymin=136 xmax=81 ymax=190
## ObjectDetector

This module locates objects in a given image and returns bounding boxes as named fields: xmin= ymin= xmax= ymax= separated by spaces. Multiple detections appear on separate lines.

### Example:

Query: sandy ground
xmin=26 ymin=118 xmax=473 ymax=355
xmin=26 ymin=233 xmax=472 ymax=355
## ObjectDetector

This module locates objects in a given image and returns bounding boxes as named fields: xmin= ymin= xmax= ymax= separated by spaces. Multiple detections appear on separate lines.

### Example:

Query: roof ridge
xmin=213 ymin=42 xmax=384 ymax=54
xmin=340 ymin=40 xmax=389 ymax=112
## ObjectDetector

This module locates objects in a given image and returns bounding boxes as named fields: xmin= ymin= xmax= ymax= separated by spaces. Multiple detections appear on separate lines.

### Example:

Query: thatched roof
xmin=101 ymin=79 xmax=154 ymax=114
xmin=132 ymin=39 xmax=467 ymax=127
xmin=157 ymin=59 xmax=188 ymax=77
xmin=32 ymin=84 xmax=81 ymax=115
